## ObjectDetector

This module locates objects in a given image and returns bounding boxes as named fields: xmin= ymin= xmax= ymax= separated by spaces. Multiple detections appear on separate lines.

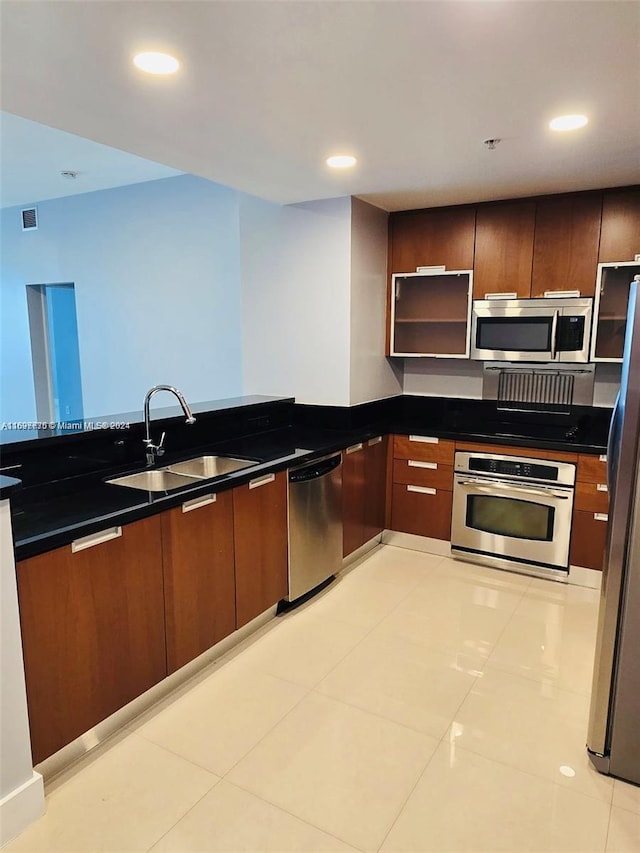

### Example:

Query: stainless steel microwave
xmin=470 ymin=297 xmax=593 ymax=362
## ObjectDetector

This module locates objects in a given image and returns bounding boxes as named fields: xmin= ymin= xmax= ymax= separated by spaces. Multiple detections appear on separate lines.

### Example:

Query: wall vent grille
xmin=21 ymin=208 xmax=38 ymax=231
xmin=497 ymin=370 xmax=575 ymax=408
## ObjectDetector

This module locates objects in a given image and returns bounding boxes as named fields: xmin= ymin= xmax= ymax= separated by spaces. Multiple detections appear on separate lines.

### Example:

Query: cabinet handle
xmin=346 ymin=443 xmax=363 ymax=454
xmin=485 ymin=292 xmax=517 ymax=300
xmin=182 ymin=494 xmax=216 ymax=513
xmin=594 ymin=513 xmax=608 ymax=522
xmin=409 ymin=435 xmax=439 ymax=444
xmin=408 ymin=460 xmax=437 ymax=469
xmin=596 ymin=484 xmax=608 ymax=492
xmin=249 ymin=473 xmax=275 ymax=490
xmin=367 ymin=436 xmax=382 ymax=446
xmin=407 ymin=485 xmax=436 ymax=495
xmin=543 ymin=290 xmax=581 ymax=298
xmin=599 ymin=455 xmax=607 ymax=463
xmin=71 ymin=526 xmax=122 ymax=552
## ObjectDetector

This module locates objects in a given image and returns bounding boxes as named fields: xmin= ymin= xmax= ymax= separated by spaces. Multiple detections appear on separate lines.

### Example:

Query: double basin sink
xmin=106 ymin=455 xmax=258 ymax=493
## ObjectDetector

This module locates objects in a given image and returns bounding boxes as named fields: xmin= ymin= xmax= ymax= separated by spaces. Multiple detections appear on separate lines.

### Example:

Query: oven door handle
xmin=456 ymin=479 xmax=571 ymax=500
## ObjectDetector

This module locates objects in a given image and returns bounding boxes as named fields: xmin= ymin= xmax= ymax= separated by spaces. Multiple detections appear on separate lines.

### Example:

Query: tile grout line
xmin=143 ymin=775 xmax=223 ymax=853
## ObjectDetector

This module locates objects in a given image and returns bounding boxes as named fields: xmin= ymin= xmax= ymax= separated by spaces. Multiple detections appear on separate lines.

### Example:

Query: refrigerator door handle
xmin=607 ymin=390 xmax=621 ymax=493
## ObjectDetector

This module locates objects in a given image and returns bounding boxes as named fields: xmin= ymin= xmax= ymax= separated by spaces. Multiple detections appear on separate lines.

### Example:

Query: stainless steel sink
xmin=106 ymin=469 xmax=203 ymax=492
xmin=106 ymin=455 xmax=258 ymax=492
xmin=167 ymin=455 xmax=258 ymax=478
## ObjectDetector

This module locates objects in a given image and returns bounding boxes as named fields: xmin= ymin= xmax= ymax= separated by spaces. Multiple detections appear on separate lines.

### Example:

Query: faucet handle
xmin=156 ymin=432 xmax=166 ymax=456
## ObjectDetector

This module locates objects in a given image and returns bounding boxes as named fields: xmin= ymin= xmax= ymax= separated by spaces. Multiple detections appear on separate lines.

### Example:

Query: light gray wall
xmin=240 ymin=195 xmax=352 ymax=405
xmin=1 ymin=174 xmax=244 ymax=421
xmin=349 ymin=198 xmax=402 ymax=404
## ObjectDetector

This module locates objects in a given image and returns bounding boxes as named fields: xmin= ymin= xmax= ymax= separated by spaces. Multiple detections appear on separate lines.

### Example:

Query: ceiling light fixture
xmin=133 ymin=52 xmax=180 ymax=75
xmin=326 ymin=154 xmax=357 ymax=169
xmin=549 ymin=114 xmax=588 ymax=132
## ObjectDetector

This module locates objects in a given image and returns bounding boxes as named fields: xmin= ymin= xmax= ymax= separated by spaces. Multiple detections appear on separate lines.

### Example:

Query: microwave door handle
xmin=550 ymin=310 xmax=559 ymax=360
xmin=457 ymin=479 xmax=570 ymax=499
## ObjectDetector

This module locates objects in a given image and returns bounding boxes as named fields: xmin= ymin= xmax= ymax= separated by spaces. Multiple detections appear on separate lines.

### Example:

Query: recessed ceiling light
xmin=133 ymin=52 xmax=180 ymax=75
xmin=326 ymin=154 xmax=357 ymax=169
xmin=549 ymin=114 xmax=588 ymax=132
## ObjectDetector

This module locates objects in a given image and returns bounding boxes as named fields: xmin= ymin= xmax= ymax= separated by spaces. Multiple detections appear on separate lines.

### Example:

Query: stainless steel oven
xmin=451 ymin=451 xmax=576 ymax=580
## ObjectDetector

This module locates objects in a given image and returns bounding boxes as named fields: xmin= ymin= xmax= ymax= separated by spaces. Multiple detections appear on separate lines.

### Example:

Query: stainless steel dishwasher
xmin=286 ymin=453 xmax=343 ymax=603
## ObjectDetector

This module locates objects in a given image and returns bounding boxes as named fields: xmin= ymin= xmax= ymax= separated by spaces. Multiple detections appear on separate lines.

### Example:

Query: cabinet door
xmin=531 ymin=193 xmax=602 ymax=297
xmin=391 ymin=272 xmax=471 ymax=357
xmin=342 ymin=443 xmax=366 ymax=557
xmin=362 ymin=436 xmax=388 ymax=544
xmin=570 ymin=510 xmax=608 ymax=571
xmin=592 ymin=263 xmax=640 ymax=361
xmin=233 ymin=471 xmax=288 ymax=628
xmin=599 ymin=188 xmax=640 ymax=263
xmin=161 ymin=492 xmax=236 ymax=674
xmin=390 ymin=483 xmax=452 ymax=541
xmin=17 ymin=516 xmax=166 ymax=764
xmin=473 ymin=201 xmax=536 ymax=298
xmin=390 ymin=206 xmax=475 ymax=272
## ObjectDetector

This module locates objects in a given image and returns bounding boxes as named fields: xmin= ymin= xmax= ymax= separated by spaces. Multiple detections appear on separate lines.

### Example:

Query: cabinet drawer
xmin=577 ymin=454 xmax=608 ymax=484
xmin=390 ymin=483 xmax=452 ymax=541
xmin=392 ymin=459 xmax=453 ymax=490
xmin=575 ymin=481 xmax=609 ymax=514
xmin=393 ymin=434 xmax=454 ymax=464
xmin=570 ymin=509 xmax=608 ymax=571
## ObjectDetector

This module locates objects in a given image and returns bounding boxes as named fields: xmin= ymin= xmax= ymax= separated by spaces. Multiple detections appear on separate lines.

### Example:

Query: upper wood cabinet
xmin=531 ymin=193 xmax=602 ymax=297
xmin=389 ymin=206 xmax=475 ymax=272
xmin=233 ymin=471 xmax=288 ymax=628
xmin=17 ymin=516 xmax=166 ymax=764
xmin=473 ymin=200 xmax=536 ymax=299
xmin=599 ymin=188 xmax=640 ymax=263
xmin=161 ymin=491 xmax=236 ymax=674
xmin=390 ymin=270 xmax=472 ymax=357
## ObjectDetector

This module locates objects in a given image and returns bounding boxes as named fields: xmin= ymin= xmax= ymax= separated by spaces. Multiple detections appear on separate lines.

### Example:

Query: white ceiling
xmin=0 ymin=112 xmax=183 ymax=208
xmin=1 ymin=0 xmax=639 ymax=212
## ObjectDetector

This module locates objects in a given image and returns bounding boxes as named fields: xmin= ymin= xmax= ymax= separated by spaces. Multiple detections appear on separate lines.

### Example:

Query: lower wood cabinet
xmin=342 ymin=436 xmax=388 ymax=558
xmin=17 ymin=516 xmax=166 ymax=764
xmin=389 ymin=434 xmax=454 ymax=541
xmin=233 ymin=471 xmax=288 ymax=628
xmin=161 ymin=491 xmax=236 ymax=674
xmin=570 ymin=510 xmax=608 ymax=571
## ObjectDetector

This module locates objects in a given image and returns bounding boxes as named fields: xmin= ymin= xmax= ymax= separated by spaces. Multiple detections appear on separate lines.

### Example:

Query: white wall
xmin=240 ymin=195 xmax=352 ymax=405
xmin=349 ymin=198 xmax=402 ymax=404
xmin=0 ymin=500 xmax=44 ymax=845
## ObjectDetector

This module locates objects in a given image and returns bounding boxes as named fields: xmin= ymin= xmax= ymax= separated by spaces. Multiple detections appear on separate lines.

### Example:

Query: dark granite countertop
xmin=6 ymin=394 xmax=611 ymax=562
xmin=0 ymin=474 xmax=22 ymax=500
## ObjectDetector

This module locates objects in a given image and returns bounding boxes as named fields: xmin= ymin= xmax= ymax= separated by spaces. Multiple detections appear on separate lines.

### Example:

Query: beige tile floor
xmin=7 ymin=545 xmax=640 ymax=853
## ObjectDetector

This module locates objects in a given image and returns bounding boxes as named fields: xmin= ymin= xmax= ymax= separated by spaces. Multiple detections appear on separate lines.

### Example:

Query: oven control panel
xmin=468 ymin=457 xmax=558 ymax=481
xmin=454 ymin=451 xmax=576 ymax=487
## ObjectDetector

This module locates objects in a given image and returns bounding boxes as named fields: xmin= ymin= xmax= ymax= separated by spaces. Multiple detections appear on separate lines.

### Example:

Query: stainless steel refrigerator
xmin=587 ymin=276 xmax=640 ymax=784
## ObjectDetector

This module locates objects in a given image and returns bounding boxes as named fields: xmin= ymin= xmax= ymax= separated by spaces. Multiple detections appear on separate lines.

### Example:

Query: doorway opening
xmin=26 ymin=283 xmax=84 ymax=424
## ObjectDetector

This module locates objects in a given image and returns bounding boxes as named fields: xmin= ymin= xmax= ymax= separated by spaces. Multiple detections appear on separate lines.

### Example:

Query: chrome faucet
xmin=143 ymin=385 xmax=196 ymax=466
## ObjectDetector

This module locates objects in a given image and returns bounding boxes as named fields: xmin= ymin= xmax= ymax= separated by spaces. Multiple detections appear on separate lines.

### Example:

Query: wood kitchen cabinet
xmin=389 ymin=435 xmax=454 ymax=540
xmin=342 ymin=436 xmax=388 ymax=557
xmin=390 ymin=270 xmax=472 ymax=356
xmin=599 ymin=188 xmax=640 ymax=263
xmin=592 ymin=261 xmax=640 ymax=361
xmin=531 ymin=192 xmax=602 ymax=297
xmin=389 ymin=206 xmax=476 ymax=273
xmin=570 ymin=453 xmax=609 ymax=571
xmin=16 ymin=516 xmax=166 ymax=764
xmin=473 ymin=200 xmax=536 ymax=299
xmin=161 ymin=491 xmax=236 ymax=674
xmin=233 ymin=471 xmax=288 ymax=627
